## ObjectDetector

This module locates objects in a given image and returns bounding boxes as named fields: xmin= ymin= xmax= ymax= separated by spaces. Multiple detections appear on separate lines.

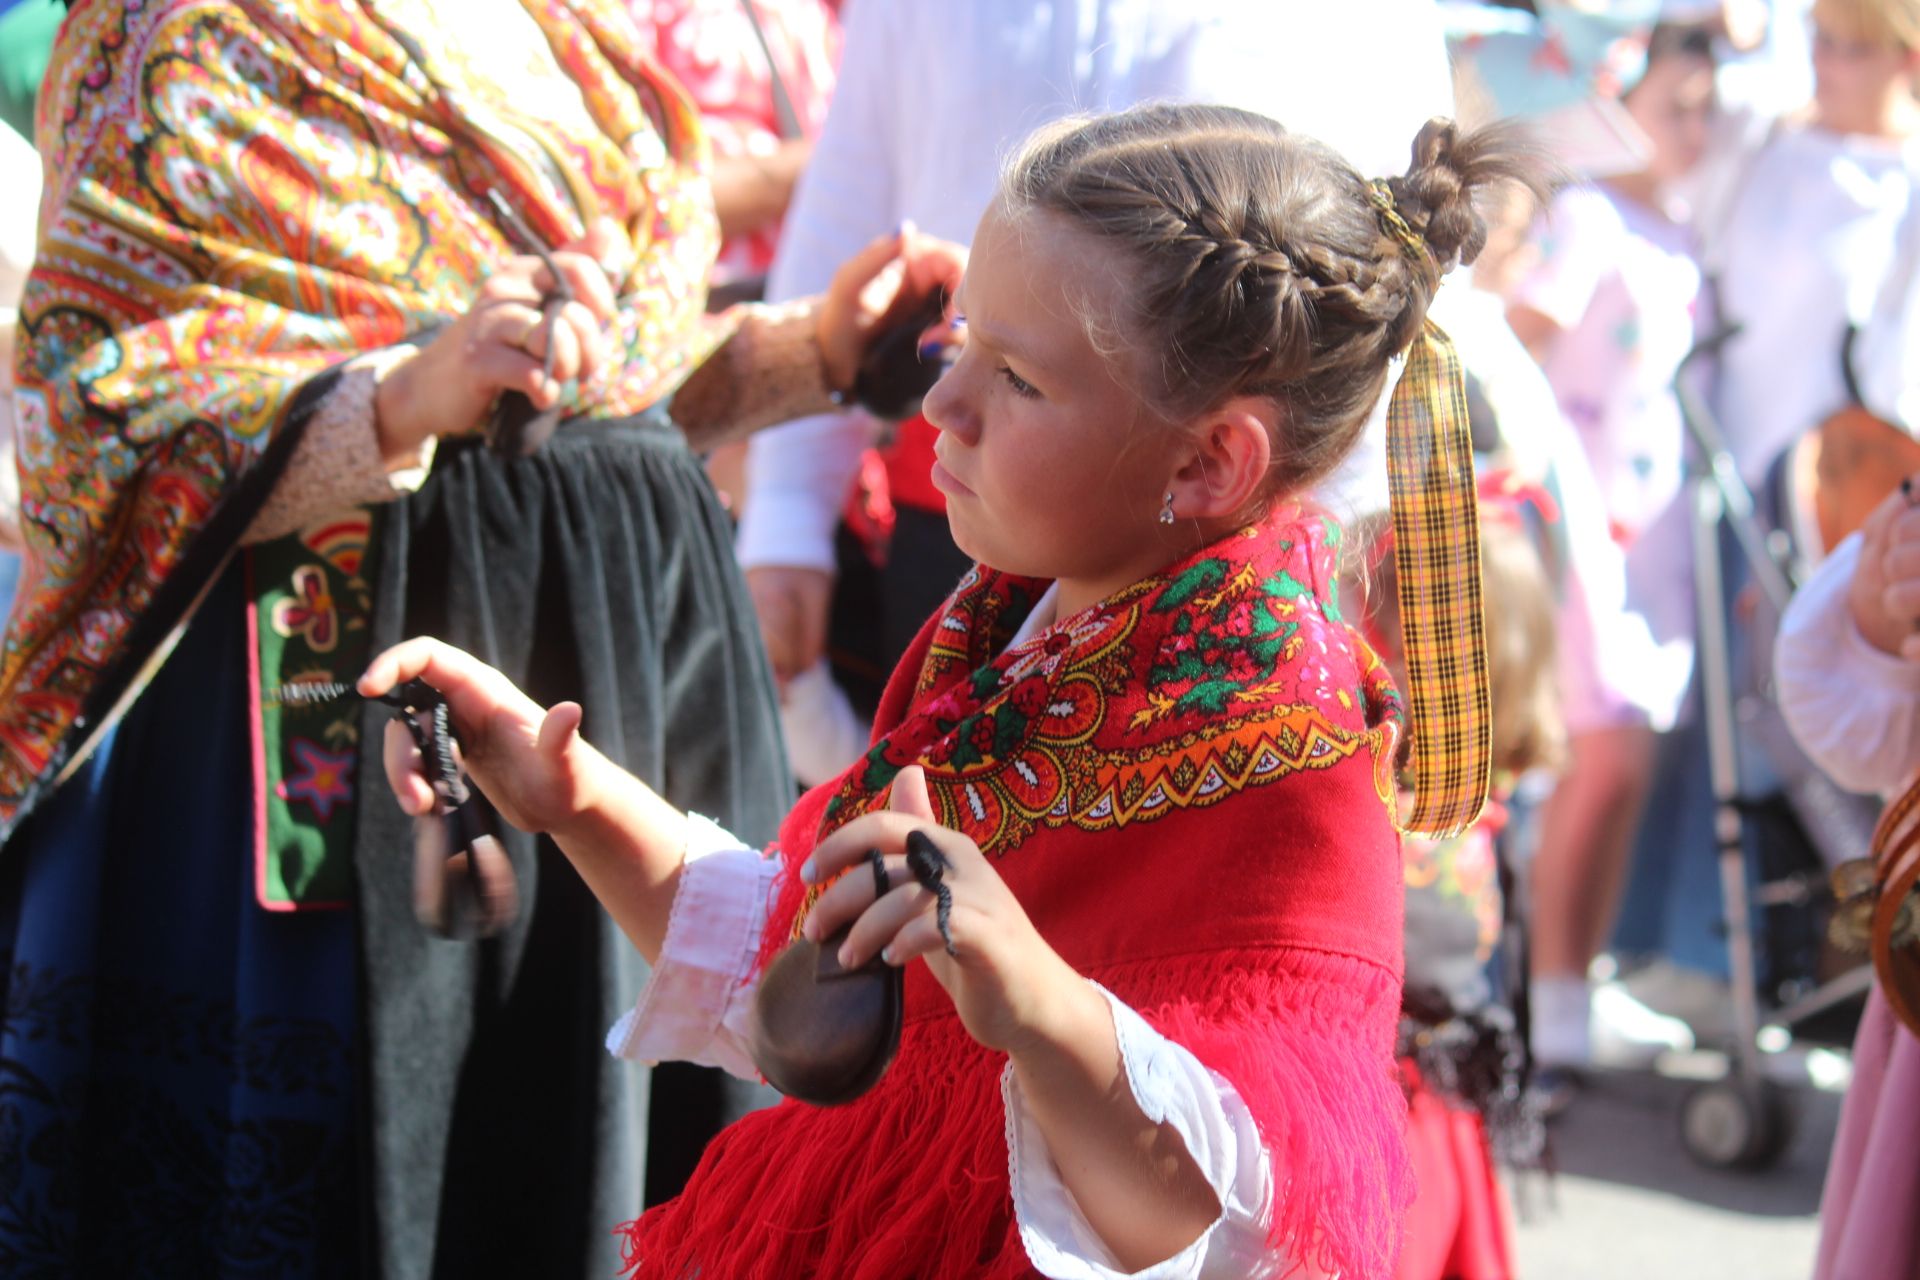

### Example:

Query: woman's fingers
xmin=533 ymin=249 xmax=619 ymax=325
xmin=483 ymin=248 xmax=617 ymax=317
xmin=836 ymin=224 xmax=915 ymax=300
xmin=383 ymin=717 xmax=438 ymax=817
xmin=897 ymin=233 xmax=967 ymax=319
xmin=520 ymin=300 xmax=608 ymax=388
xmin=563 ymin=217 xmax=635 ymax=295
xmin=472 ymin=299 xmax=544 ymax=349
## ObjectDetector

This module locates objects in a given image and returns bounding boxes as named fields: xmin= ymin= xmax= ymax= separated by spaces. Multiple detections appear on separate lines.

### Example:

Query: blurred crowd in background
xmin=2 ymin=0 xmax=1918 ymax=1277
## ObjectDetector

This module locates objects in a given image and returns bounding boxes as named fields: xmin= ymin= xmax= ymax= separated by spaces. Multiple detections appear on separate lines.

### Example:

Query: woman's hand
xmin=1850 ymin=477 xmax=1920 ymax=660
xmin=361 ymin=637 xmax=612 ymax=838
xmin=815 ymin=223 xmax=967 ymax=397
xmin=746 ymin=564 xmax=835 ymax=688
xmin=797 ymin=766 xmax=1089 ymax=1054
xmin=373 ymin=219 xmax=630 ymax=465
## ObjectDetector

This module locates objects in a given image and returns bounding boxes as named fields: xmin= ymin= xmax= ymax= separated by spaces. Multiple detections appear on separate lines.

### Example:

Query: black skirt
xmin=353 ymin=410 xmax=790 ymax=1279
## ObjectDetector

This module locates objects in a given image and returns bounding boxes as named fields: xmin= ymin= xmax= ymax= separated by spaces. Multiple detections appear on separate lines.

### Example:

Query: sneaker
xmin=1590 ymin=979 xmax=1696 ymax=1068
xmin=1617 ymin=959 xmax=1735 ymax=1046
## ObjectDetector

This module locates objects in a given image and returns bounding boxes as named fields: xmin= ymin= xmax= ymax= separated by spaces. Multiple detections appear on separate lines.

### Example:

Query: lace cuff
xmin=605 ymin=814 xmax=772 ymax=1081
xmin=243 ymin=346 xmax=431 ymax=545
xmin=1001 ymin=983 xmax=1285 ymax=1279
xmin=671 ymin=299 xmax=837 ymax=450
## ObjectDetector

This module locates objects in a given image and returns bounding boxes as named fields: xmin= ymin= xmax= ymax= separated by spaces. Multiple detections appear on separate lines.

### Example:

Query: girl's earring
xmin=1158 ymin=491 xmax=1176 ymax=525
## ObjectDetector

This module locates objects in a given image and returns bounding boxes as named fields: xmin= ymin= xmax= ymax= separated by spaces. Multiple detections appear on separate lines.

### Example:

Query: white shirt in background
xmin=1692 ymin=115 xmax=1920 ymax=486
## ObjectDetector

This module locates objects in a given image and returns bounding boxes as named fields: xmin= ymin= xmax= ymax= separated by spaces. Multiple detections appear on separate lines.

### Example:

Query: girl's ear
xmin=1165 ymin=397 xmax=1275 ymax=521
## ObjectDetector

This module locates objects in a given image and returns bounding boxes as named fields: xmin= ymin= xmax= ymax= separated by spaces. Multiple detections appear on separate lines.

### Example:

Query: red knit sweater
xmin=623 ymin=509 xmax=1413 ymax=1279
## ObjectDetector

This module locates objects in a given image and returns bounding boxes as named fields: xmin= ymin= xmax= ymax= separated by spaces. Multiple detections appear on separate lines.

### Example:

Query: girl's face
xmin=1623 ymin=52 xmax=1716 ymax=185
xmin=1811 ymin=11 xmax=1920 ymax=129
xmin=921 ymin=207 xmax=1188 ymax=597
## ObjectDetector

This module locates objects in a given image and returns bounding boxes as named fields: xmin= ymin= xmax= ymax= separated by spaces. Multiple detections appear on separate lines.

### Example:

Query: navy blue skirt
xmin=0 ymin=413 xmax=790 ymax=1279
xmin=0 ymin=563 xmax=359 ymax=1277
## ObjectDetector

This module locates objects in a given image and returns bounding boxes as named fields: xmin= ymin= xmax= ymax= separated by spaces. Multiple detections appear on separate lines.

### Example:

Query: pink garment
xmin=1776 ymin=535 xmax=1920 ymax=1278
xmin=631 ymin=0 xmax=840 ymax=280
xmin=1514 ymin=184 xmax=1701 ymax=547
xmin=1814 ymin=990 xmax=1920 ymax=1280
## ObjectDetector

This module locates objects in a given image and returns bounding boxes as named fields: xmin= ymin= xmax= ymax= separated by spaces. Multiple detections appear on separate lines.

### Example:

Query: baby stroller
xmin=1667 ymin=327 xmax=1879 ymax=1171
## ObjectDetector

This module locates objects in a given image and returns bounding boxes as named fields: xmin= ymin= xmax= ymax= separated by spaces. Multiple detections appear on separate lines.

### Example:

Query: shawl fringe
xmin=622 ymin=948 xmax=1411 ymax=1280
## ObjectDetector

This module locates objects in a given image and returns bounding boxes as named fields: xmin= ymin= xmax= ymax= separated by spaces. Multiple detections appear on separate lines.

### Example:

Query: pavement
xmin=1511 ymin=1065 xmax=1840 ymax=1280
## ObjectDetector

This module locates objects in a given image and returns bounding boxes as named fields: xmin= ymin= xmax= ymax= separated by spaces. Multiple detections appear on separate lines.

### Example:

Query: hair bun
xmin=1386 ymin=117 xmax=1548 ymax=272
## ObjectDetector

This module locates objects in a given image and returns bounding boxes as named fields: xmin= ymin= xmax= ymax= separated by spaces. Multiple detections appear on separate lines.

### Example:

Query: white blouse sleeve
xmin=1775 ymin=532 xmax=1920 ymax=794
xmin=604 ymin=815 xmax=774 ymax=1081
xmin=1004 ymin=984 xmax=1292 ymax=1279
xmin=606 ymin=831 xmax=1289 ymax=1277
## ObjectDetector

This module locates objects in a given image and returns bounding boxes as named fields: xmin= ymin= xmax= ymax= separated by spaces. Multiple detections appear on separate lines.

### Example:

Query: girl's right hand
xmin=373 ymin=228 xmax=624 ymax=465
xmin=360 ymin=637 xmax=611 ymax=837
xmin=1850 ymin=476 xmax=1920 ymax=661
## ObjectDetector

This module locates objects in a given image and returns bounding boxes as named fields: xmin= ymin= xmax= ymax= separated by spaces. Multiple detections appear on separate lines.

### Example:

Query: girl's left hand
xmin=799 ymin=766 xmax=1082 ymax=1055
xmin=815 ymin=224 xmax=968 ymax=396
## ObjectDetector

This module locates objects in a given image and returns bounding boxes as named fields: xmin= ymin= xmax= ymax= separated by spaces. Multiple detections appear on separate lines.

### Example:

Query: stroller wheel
xmin=1679 ymin=1077 xmax=1792 ymax=1171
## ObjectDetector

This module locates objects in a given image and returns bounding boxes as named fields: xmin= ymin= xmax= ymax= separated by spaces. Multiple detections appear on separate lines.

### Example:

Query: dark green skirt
xmin=354 ymin=411 xmax=789 ymax=1279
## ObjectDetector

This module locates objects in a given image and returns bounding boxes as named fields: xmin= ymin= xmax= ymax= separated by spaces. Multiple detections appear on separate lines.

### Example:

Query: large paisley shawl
xmin=1 ymin=0 xmax=725 ymax=838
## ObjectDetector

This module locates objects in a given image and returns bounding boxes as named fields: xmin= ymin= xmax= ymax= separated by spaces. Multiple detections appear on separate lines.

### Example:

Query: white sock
xmin=1531 ymin=973 xmax=1593 ymax=1068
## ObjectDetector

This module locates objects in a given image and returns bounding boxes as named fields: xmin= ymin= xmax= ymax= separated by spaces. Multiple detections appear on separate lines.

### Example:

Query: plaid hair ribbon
xmin=1385 ymin=320 xmax=1491 ymax=838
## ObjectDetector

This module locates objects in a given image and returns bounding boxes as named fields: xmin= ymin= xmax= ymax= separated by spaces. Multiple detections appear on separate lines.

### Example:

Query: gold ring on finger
xmin=509 ymin=312 xmax=543 ymax=353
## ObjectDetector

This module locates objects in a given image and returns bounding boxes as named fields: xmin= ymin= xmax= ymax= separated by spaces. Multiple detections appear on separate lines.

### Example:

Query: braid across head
xmin=999 ymin=106 xmax=1546 ymax=503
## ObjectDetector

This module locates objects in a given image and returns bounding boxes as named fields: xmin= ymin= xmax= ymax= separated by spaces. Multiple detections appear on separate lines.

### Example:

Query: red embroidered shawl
xmin=625 ymin=510 xmax=1415 ymax=1280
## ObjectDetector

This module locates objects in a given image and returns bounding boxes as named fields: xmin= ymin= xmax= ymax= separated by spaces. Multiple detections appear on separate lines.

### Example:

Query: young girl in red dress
xmin=365 ymin=104 xmax=1539 ymax=1278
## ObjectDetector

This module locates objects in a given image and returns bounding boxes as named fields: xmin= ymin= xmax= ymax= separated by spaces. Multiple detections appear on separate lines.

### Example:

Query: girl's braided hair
xmin=999 ymin=105 xmax=1548 ymax=503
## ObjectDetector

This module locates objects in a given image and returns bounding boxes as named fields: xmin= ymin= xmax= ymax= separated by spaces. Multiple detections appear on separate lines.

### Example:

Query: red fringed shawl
xmin=624 ymin=510 xmax=1415 ymax=1279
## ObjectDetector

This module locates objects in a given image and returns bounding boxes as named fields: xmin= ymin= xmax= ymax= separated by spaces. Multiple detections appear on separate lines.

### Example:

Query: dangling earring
xmin=1158 ymin=491 xmax=1176 ymax=525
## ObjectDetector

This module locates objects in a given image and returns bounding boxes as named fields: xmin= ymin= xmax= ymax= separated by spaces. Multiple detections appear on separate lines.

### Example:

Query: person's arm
xmin=710 ymin=139 xmax=813 ymax=243
xmin=238 ymin=347 xmax=422 ymax=544
xmin=672 ymin=225 xmax=961 ymax=453
xmin=363 ymin=636 xmax=696 ymax=962
xmin=1506 ymin=186 xmax=1617 ymax=363
xmin=1004 ymin=987 xmax=1290 ymax=1280
xmin=734 ymin=0 xmax=903 ymax=640
xmin=366 ymin=638 xmax=1283 ymax=1274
